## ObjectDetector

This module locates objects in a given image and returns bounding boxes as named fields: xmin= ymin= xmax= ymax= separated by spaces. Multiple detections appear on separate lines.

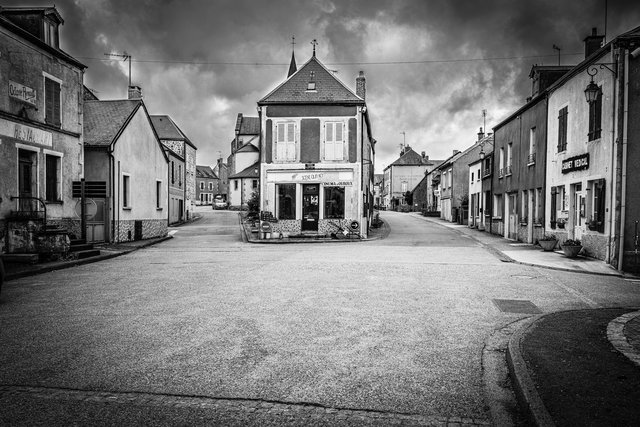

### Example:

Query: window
xmin=44 ymin=77 xmax=61 ymax=126
xmin=521 ymin=190 xmax=528 ymax=222
xmin=483 ymin=156 xmax=492 ymax=177
xmin=324 ymin=121 xmax=345 ymax=160
xmin=178 ymin=164 xmax=182 ymax=186
xmin=252 ymin=179 xmax=258 ymax=189
xmin=471 ymin=172 xmax=474 ymax=182
xmin=529 ymin=127 xmax=536 ymax=164
xmin=200 ymin=181 xmax=204 ymax=190
xmin=506 ymin=143 xmax=513 ymax=175
xmin=171 ymin=161 xmax=175 ymax=184
xmin=277 ymin=184 xmax=296 ymax=219
xmin=550 ymin=186 xmax=566 ymax=228
xmin=590 ymin=179 xmax=605 ymax=232
xmin=43 ymin=19 xmax=57 ymax=47
xmin=477 ymin=168 xmax=481 ymax=181
xmin=535 ymin=188 xmax=542 ymax=223
xmin=156 ymin=180 xmax=162 ymax=209
xmin=558 ymin=106 xmax=568 ymax=152
xmin=324 ymin=187 xmax=345 ymax=219
xmin=208 ymin=182 xmax=213 ymax=191
xmin=447 ymin=168 xmax=452 ymax=188
xmin=493 ymin=194 xmax=503 ymax=218
xmin=45 ymin=154 xmax=61 ymax=202
xmin=123 ymin=175 xmax=131 ymax=208
xmin=234 ymin=180 xmax=239 ymax=190
xmin=588 ymin=87 xmax=602 ymax=141
xmin=275 ymin=122 xmax=297 ymax=161
xmin=499 ymin=148 xmax=504 ymax=178
xmin=401 ymin=181 xmax=408 ymax=193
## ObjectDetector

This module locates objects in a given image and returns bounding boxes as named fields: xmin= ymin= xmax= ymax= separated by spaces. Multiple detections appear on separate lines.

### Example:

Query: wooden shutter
xmin=335 ymin=122 xmax=344 ymax=160
xmin=286 ymin=122 xmax=296 ymax=160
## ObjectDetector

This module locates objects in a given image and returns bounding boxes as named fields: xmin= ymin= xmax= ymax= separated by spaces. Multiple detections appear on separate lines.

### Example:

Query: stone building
xmin=196 ymin=165 xmax=219 ymax=205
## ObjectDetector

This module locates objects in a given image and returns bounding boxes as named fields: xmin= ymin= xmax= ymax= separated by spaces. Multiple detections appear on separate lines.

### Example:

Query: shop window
xmin=558 ymin=106 xmax=568 ymax=152
xmin=324 ymin=186 xmax=345 ymax=219
xmin=277 ymin=183 xmax=296 ymax=220
xmin=275 ymin=121 xmax=297 ymax=161
xmin=550 ymin=185 xmax=566 ymax=228
xmin=588 ymin=86 xmax=602 ymax=141
xmin=324 ymin=121 xmax=345 ymax=160
xmin=44 ymin=77 xmax=61 ymax=126
xmin=45 ymin=154 xmax=61 ymax=202
xmin=589 ymin=179 xmax=605 ymax=232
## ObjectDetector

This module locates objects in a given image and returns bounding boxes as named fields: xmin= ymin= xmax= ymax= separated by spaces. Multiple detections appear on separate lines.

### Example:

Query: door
xmin=302 ymin=184 xmax=319 ymax=232
xmin=18 ymin=149 xmax=35 ymax=212
xmin=572 ymin=183 xmax=584 ymax=240
xmin=86 ymin=198 xmax=106 ymax=242
xmin=508 ymin=193 xmax=518 ymax=240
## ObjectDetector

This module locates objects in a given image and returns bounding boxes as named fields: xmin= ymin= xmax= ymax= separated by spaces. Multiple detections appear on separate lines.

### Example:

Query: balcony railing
xmin=528 ymin=153 xmax=536 ymax=165
xmin=483 ymin=168 xmax=491 ymax=178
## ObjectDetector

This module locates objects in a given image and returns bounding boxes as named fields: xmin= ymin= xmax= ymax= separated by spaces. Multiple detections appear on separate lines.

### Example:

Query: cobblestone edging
xmin=607 ymin=310 xmax=640 ymax=367
xmin=0 ymin=385 xmax=490 ymax=426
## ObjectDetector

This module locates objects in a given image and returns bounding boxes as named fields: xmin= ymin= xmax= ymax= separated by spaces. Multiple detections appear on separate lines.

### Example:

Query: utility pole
xmin=105 ymin=51 xmax=132 ymax=86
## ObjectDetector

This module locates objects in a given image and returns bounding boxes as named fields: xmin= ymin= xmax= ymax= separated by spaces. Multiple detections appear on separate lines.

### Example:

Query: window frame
xmin=43 ymin=150 xmax=62 ymax=203
xmin=324 ymin=186 xmax=345 ymax=219
xmin=43 ymin=72 xmax=62 ymax=127
xmin=274 ymin=121 xmax=298 ymax=162
xmin=558 ymin=106 xmax=568 ymax=152
xmin=156 ymin=180 xmax=163 ymax=209
xmin=323 ymin=120 xmax=346 ymax=161
xmin=122 ymin=174 xmax=131 ymax=209
xmin=588 ymin=86 xmax=602 ymax=141
xmin=277 ymin=183 xmax=296 ymax=220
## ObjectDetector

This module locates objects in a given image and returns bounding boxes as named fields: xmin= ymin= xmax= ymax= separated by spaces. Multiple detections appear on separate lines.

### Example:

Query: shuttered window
xmin=557 ymin=106 xmax=568 ymax=152
xmin=275 ymin=122 xmax=297 ymax=161
xmin=324 ymin=122 xmax=345 ymax=160
xmin=588 ymin=87 xmax=602 ymax=141
xmin=45 ymin=78 xmax=61 ymax=126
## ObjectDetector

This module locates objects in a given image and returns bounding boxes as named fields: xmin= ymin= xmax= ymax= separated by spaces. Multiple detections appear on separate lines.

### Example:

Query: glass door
xmin=302 ymin=184 xmax=319 ymax=232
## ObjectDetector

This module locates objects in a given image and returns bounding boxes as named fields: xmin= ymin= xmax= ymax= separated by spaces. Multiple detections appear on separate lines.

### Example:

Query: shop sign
xmin=0 ymin=118 xmax=52 ymax=147
xmin=562 ymin=153 xmax=589 ymax=174
xmin=9 ymin=80 xmax=37 ymax=107
xmin=268 ymin=170 xmax=354 ymax=184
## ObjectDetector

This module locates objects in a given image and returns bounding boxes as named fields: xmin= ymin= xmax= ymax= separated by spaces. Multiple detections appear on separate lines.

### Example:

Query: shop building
xmin=257 ymin=49 xmax=375 ymax=238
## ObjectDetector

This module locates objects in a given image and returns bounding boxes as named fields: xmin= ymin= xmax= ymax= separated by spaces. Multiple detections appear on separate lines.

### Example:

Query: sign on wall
xmin=562 ymin=153 xmax=589 ymax=174
xmin=9 ymin=80 xmax=37 ymax=107
xmin=267 ymin=170 xmax=354 ymax=185
xmin=0 ymin=118 xmax=52 ymax=147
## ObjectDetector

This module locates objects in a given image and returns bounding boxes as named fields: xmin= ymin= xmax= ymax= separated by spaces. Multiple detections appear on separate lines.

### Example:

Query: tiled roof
xmin=83 ymin=100 xmax=141 ymax=147
xmin=229 ymin=161 xmax=260 ymax=179
xmin=259 ymin=55 xmax=363 ymax=105
xmin=235 ymin=114 xmax=260 ymax=135
xmin=150 ymin=115 xmax=197 ymax=149
xmin=196 ymin=165 xmax=218 ymax=179
xmin=390 ymin=147 xmax=430 ymax=166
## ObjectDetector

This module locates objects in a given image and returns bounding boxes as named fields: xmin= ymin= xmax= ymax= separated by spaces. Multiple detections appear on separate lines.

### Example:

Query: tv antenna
xmin=104 ymin=51 xmax=132 ymax=86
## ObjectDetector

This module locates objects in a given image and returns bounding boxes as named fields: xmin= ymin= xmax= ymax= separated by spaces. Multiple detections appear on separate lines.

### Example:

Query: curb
xmin=506 ymin=314 xmax=556 ymax=427
xmin=607 ymin=310 xmax=640 ymax=367
xmin=5 ymin=235 xmax=173 ymax=281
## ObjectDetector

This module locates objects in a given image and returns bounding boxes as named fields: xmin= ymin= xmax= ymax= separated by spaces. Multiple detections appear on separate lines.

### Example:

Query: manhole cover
xmin=492 ymin=299 xmax=542 ymax=314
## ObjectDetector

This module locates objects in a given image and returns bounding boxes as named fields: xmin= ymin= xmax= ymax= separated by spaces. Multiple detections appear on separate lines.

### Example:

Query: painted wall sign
xmin=562 ymin=153 xmax=589 ymax=174
xmin=0 ymin=118 xmax=52 ymax=146
xmin=9 ymin=80 xmax=37 ymax=107
xmin=268 ymin=170 xmax=354 ymax=184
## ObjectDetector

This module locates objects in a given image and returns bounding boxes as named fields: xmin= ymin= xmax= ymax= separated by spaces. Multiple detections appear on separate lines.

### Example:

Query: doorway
xmin=302 ymin=184 xmax=319 ymax=232
xmin=508 ymin=193 xmax=518 ymax=240
xmin=572 ymin=183 xmax=584 ymax=240
xmin=18 ymin=149 xmax=37 ymax=212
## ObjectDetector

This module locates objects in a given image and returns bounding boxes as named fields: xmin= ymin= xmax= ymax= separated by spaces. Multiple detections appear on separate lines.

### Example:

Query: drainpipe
xmin=617 ymin=48 xmax=629 ymax=271
xmin=108 ymin=147 xmax=115 ymax=243
xmin=607 ymin=45 xmax=618 ymax=264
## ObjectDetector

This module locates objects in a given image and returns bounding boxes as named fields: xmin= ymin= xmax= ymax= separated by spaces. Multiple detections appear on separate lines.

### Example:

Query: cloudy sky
xmin=13 ymin=0 xmax=640 ymax=173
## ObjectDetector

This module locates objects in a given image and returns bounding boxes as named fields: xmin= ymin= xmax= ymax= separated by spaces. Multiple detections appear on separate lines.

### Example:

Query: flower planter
xmin=562 ymin=245 xmax=582 ymax=258
xmin=539 ymin=239 xmax=557 ymax=252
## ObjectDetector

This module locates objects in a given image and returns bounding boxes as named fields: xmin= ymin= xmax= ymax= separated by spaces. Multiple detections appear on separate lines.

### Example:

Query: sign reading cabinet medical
xmin=267 ymin=170 xmax=353 ymax=186
xmin=562 ymin=153 xmax=589 ymax=174
xmin=9 ymin=81 xmax=37 ymax=107
xmin=0 ymin=118 xmax=52 ymax=147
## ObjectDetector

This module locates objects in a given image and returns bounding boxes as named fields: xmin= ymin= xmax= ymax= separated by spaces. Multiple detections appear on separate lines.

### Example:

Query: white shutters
xmin=275 ymin=122 xmax=297 ymax=161
xmin=324 ymin=121 xmax=344 ymax=160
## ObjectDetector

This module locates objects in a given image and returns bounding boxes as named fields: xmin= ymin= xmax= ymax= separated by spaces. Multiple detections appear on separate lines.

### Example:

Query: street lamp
xmin=584 ymin=67 xmax=600 ymax=104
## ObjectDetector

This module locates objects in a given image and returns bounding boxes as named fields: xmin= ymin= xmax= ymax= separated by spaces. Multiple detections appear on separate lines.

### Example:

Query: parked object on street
xmin=562 ymin=239 xmax=583 ymax=258
xmin=213 ymin=196 xmax=229 ymax=210
xmin=538 ymin=235 xmax=558 ymax=252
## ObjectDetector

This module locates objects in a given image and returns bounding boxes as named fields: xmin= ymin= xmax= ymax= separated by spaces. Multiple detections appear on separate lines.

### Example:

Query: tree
xmin=404 ymin=191 xmax=413 ymax=206
xmin=247 ymin=190 xmax=260 ymax=218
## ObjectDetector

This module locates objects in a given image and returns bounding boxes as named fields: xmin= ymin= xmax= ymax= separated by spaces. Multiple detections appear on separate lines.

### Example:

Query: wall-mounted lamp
xmin=584 ymin=63 xmax=616 ymax=104
xmin=479 ymin=148 xmax=485 ymax=160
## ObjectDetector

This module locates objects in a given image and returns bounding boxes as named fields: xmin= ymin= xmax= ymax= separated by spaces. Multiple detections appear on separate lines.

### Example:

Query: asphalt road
xmin=1 ymin=208 xmax=639 ymax=425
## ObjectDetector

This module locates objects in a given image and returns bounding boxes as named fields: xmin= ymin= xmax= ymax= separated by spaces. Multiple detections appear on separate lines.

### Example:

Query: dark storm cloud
xmin=6 ymin=0 xmax=639 ymax=170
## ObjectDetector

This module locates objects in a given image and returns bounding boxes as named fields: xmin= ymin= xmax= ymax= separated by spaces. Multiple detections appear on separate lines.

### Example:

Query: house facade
xmin=382 ymin=147 xmax=436 ymax=210
xmin=195 ymin=165 xmax=218 ymax=205
xmin=0 ymin=6 xmax=86 ymax=254
xmin=257 ymin=52 xmax=375 ymax=238
xmin=150 ymin=114 xmax=197 ymax=224
xmin=214 ymin=157 xmax=229 ymax=200
xmin=83 ymin=97 xmax=168 ymax=243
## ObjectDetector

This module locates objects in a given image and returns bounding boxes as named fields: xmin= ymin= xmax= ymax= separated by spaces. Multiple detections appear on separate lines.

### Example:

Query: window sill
xmin=123 ymin=207 xmax=132 ymax=211
xmin=44 ymin=200 xmax=63 ymax=205
xmin=527 ymin=162 xmax=536 ymax=167
xmin=156 ymin=208 xmax=163 ymax=211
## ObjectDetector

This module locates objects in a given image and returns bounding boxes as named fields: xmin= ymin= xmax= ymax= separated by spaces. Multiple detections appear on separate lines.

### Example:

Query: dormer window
xmin=307 ymin=71 xmax=316 ymax=91
xmin=307 ymin=82 xmax=316 ymax=90
xmin=43 ymin=18 xmax=58 ymax=48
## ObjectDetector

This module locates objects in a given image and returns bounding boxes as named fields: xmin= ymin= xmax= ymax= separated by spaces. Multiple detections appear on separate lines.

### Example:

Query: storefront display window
xmin=324 ymin=186 xmax=345 ymax=219
xmin=277 ymin=183 xmax=296 ymax=219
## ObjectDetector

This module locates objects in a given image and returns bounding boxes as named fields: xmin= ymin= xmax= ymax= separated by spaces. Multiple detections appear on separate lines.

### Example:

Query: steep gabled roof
xmin=84 ymin=100 xmax=142 ymax=147
xmin=196 ymin=165 xmax=218 ymax=179
xmin=235 ymin=114 xmax=260 ymax=135
xmin=150 ymin=115 xmax=197 ymax=149
xmin=228 ymin=161 xmax=260 ymax=179
xmin=258 ymin=55 xmax=364 ymax=105
xmin=390 ymin=147 xmax=430 ymax=167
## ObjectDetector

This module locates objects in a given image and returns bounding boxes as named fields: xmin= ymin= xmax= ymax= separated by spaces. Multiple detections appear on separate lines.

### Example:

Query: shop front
xmin=260 ymin=169 xmax=359 ymax=238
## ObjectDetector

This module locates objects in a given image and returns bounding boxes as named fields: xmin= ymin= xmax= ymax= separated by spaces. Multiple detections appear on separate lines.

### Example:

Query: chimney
xmin=584 ymin=27 xmax=604 ymax=59
xmin=128 ymin=85 xmax=142 ymax=100
xmin=356 ymin=71 xmax=366 ymax=100
xmin=421 ymin=151 xmax=426 ymax=159
xmin=477 ymin=127 xmax=485 ymax=142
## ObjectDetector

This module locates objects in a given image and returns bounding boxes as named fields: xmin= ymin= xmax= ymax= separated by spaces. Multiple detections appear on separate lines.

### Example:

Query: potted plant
xmin=538 ymin=234 xmax=558 ymax=252
xmin=586 ymin=218 xmax=602 ymax=231
xmin=562 ymin=238 xmax=582 ymax=258
xmin=556 ymin=218 xmax=566 ymax=229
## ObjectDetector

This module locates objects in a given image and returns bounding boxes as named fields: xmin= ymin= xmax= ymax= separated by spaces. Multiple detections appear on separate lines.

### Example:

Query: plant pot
xmin=539 ymin=239 xmax=557 ymax=251
xmin=556 ymin=222 xmax=565 ymax=229
xmin=562 ymin=245 xmax=582 ymax=258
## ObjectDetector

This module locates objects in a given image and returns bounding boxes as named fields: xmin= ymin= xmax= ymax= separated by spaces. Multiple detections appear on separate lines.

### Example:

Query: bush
xmin=563 ymin=239 xmax=581 ymax=246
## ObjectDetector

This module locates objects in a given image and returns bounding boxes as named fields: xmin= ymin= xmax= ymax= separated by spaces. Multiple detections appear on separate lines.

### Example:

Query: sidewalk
xmin=412 ymin=213 xmax=640 ymax=425
xmin=411 ymin=213 xmax=625 ymax=277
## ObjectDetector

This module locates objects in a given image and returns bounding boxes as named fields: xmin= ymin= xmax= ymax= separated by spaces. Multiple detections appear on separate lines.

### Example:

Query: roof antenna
xmin=311 ymin=39 xmax=318 ymax=57
xmin=105 ymin=51 xmax=132 ymax=86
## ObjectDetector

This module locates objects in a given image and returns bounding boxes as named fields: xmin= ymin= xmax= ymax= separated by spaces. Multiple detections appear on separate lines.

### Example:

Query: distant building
xmin=227 ymin=114 xmax=260 ymax=208
xmin=213 ymin=157 xmax=229 ymax=200
xmin=195 ymin=165 xmax=219 ymax=205
xmin=382 ymin=147 xmax=439 ymax=210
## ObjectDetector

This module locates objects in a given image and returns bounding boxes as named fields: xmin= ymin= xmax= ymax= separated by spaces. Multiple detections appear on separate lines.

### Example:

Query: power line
xmin=78 ymin=52 xmax=585 ymax=67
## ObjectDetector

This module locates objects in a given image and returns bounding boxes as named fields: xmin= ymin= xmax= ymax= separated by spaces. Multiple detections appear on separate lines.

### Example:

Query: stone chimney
xmin=421 ymin=151 xmax=426 ymax=159
xmin=128 ymin=85 xmax=142 ymax=100
xmin=356 ymin=71 xmax=366 ymax=100
xmin=477 ymin=127 xmax=485 ymax=142
xmin=584 ymin=27 xmax=604 ymax=59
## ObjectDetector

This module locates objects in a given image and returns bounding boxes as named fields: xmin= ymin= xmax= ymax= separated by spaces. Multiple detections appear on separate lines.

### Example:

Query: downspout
xmin=360 ymin=107 xmax=364 ymax=236
xmin=617 ymin=48 xmax=629 ymax=271
xmin=117 ymin=161 xmax=121 ymax=243
xmin=607 ymin=45 xmax=618 ymax=264
xmin=108 ymin=147 xmax=115 ymax=243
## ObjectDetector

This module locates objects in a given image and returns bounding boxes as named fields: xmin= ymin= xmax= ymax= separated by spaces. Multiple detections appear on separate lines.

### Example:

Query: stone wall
xmin=113 ymin=219 xmax=167 ymax=242
xmin=47 ymin=218 xmax=81 ymax=240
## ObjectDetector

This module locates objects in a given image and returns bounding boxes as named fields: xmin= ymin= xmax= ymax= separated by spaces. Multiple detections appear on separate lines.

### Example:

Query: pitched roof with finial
xmin=259 ymin=54 xmax=364 ymax=105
